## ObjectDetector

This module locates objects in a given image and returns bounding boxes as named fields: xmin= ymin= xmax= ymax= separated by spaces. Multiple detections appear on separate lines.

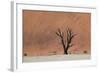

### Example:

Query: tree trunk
xmin=64 ymin=49 xmax=68 ymax=54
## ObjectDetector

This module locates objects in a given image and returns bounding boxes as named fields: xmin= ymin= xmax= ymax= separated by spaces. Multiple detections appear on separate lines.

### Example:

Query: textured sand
xmin=23 ymin=10 xmax=91 ymax=56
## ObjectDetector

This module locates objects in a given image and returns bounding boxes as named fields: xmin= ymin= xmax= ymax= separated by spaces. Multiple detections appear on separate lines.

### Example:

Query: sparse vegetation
xmin=83 ymin=50 xmax=87 ymax=54
xmin=56 ymin=27 xmax=76 ymax=54
xmin=24 ymin=53 xmax=27 ymax=56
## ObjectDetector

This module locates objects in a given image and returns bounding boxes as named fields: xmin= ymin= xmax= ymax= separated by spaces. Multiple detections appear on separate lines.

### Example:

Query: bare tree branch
xmin=55 ymin=28 xmax=63 ymax=38
xmin=56 ymin=29 xmax=66 ymax=50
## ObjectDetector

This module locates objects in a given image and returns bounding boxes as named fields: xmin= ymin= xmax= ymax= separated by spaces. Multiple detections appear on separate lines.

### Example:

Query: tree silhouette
xmin=56 ymin=28 xmax=76 ymax=54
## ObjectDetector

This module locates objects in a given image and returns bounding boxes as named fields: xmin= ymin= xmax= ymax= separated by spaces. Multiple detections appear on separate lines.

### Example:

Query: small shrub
xmin=24 ymin=53 xmax=27 ymax=56
xmin=83 ymin=50 xmax=87 ymax=54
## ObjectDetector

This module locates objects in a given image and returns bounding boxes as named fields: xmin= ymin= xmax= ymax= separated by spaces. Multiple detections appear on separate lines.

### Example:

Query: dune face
xmin=23 ymin=10 xmax=91 ymax=57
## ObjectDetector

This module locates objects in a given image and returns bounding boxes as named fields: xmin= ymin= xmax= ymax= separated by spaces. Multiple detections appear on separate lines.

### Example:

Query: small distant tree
xmin=56 ymin=28 xmax=76 ymax=54
xmin=83 ymin=50 xmax=87 ymax=54
xmin=24 ymin=53 xmax=27 ymax=56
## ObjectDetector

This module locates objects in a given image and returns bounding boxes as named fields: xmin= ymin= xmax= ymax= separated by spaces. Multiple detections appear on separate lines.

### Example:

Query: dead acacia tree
xmin=56 ymin=28 xmax=76 ymax=54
